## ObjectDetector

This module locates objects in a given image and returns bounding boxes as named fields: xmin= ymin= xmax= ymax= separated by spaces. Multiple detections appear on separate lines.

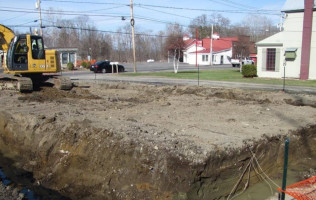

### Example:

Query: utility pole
xmin=195 ymin=28 xmax=198 ymax=67
xmin=130 ymin=0 xmax=137 ymax=72
xmin=210 ymin=24 xmax=213 ymax=66
xmin=36 ymin=0 xmax=43 ymax=36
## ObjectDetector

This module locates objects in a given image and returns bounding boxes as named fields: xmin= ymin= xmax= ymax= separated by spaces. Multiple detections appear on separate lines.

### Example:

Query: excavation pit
xmin=0 ymin=82 xmax=315 ymax=199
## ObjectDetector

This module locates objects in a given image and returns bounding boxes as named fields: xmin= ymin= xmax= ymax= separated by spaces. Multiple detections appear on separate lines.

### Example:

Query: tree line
xmin=41 ymin=12 xmax=279 ymax=63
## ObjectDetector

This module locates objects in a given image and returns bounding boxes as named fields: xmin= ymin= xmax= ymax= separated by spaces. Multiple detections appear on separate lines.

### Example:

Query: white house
xmin=46 ymin=47 xmax=78 ymax=68
xmin=256 ymin=0 xmax=316 ymax=80
xmin=182 ymin=34 xmax=237 ymax=65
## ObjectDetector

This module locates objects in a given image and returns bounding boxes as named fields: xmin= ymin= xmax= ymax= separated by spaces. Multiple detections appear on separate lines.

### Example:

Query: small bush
xmin=242 ymin=64 xmax=257 ymax=78
xmin=81 ymin=61 xmax=89 ymax=69
xmin=67 ymin=62 xmax=74 ymax=70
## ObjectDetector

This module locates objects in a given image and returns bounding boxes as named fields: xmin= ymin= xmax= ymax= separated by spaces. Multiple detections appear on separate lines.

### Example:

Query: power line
xmin=134 ymin=3 xmax=280 ymax=15
xmin=42 ymin=0 xmax=128 ymax=6
xmin=0 ymin=8 xmax=130 ymax=18
xmin=135 ymin=16 xmax=189 ymax=28
xmin=208 ymin=0 xmax=251 ymax=11
xmin=0 ymin=8 xmax=190 ymax=28
xmin=6 ymin=24 xmax=173 ymax=38
xmin=136 ymin=5 xmax=195 ymax=20
xmin=40 ymin=0 xmax=280 ymax=15
xmin=2 ymin=13 xmax=32 ymax=22
xmin=222 ymin=0 xmax=257 ymax=10
xmin=208 ymin=0 xmax=257 ymax=11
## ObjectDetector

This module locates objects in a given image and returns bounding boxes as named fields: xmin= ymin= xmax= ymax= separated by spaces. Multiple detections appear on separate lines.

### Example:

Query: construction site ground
xmin=0 ymin=80 xmax=315 ymax=200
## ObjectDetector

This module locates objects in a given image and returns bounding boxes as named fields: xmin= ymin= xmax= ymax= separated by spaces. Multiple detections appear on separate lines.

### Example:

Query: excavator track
xmin=0 ymin=75 xmax=33 ymax=92
xmin=53 ymin=76 xmax=73 ymax=90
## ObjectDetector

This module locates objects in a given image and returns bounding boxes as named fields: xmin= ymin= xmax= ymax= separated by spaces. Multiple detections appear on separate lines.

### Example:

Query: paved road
xmin=122 ymin=62 xmax=231 ymax=72
xmin=63 ymin=72 xmax=316 ymax=95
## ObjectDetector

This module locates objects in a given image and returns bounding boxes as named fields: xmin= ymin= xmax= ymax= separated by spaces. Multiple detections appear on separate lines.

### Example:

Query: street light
xmin=35 ymin=0 xmax=43 ymax=36
xmin=88 ymin=48 xmax=91 ymax=61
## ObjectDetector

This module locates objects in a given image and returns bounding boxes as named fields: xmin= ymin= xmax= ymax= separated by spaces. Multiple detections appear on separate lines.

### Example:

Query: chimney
xmin=300 ymin=0 xmax=314 ymax=80
xmin=183 ymin=34 xmax=190 ymax=41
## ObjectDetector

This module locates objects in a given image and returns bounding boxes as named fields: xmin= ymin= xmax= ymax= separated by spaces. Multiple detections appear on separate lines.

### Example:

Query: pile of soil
xmin=0 ymin=82 xmax=315 ymax=199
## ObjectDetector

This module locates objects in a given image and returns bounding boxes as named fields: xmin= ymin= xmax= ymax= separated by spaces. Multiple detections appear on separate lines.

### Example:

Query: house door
xmin=220 ymin=56 xmax=224 ymax=64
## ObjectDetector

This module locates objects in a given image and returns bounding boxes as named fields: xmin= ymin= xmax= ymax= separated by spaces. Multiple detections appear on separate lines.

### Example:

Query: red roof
xmin=186 ymin=37 xmax=235 ymax=54
xmin=184 ymin=39 xmax=196 ymax=48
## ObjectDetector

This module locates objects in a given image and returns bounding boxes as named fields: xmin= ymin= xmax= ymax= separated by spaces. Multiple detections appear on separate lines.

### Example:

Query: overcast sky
xmin=0 ymin=0 xmax=286 ymax=34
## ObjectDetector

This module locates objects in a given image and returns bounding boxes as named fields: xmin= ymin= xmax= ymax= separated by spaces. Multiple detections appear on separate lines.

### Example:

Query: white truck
xmin=231 ymin=58 xmax=254 ymax=67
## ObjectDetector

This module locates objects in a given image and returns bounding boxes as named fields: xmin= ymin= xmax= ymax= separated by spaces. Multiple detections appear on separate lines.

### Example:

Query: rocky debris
xmin=0 ymin=183 xmax=23 ymax=200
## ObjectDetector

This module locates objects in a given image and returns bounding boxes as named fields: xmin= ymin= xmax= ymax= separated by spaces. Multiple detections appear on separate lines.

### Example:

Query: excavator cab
xmin=6 ymin=34 xmax=59 ymax=74
xmin=7 ymin=35 xmax=29 ymax=71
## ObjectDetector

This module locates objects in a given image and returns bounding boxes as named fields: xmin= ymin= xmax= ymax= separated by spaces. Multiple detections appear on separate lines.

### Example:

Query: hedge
xmin=242 ymin=64 xmax=257 ymax=78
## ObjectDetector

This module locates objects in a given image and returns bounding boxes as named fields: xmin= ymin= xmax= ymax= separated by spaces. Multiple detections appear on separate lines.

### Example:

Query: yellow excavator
xmin=0 ymin=24 xmax=72 ymax=92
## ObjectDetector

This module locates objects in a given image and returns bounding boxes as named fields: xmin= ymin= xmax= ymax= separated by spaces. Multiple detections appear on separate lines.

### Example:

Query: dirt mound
xmin=17 ymin=86 xmax=101 ymax=103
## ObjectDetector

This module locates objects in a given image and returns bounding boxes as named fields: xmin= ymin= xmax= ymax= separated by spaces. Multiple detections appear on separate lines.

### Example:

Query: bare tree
xmin=209 ymin=13 xmax=231 ymax=36
xmin=241 ymin=15 xmax=279 ymax=42
xmin=188 ymin=14 xmax=231 ymax=38
xmin=188 ymin=14 xmax=212 ymax=39
xmin=164 ymin=23 xmax=184 ymax=73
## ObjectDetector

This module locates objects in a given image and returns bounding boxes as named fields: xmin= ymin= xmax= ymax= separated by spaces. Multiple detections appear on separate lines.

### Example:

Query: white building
xmin=182 ymin=34 xmax=237 ymax=66
xmin=256 ymin=0 xmax=316 ymax=80
xmin=46 ymin=47 xmax=78 ymax=69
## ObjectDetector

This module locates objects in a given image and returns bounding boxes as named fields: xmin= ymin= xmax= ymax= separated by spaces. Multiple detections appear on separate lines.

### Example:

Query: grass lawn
xmin=123 ymin=69 xmax=316 ymax=87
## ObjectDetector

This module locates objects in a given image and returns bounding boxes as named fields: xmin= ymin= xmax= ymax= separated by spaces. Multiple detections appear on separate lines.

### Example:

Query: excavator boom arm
xmin=0 ymin=24 xmax=15 ymax=51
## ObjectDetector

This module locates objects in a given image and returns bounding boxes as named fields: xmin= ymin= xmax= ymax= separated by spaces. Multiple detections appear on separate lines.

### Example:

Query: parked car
xmin=90 ymin=61 xmax=125 ymax=73
xmin=231 ymin=58 xmax=254 ymax=67
xmin=147 ymin=59 xmax=154 ymax=63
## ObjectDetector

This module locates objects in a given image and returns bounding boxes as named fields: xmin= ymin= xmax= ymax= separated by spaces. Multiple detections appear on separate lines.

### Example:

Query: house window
xmin=69 ymin=53 xmax=75 ymax=64
xmin=202 ymin=55 xmax=208 ymax=62
xmin=62 ymin=53 xmax=68 ymax=64
xmin=266 ymin=48 xmax=276 ymax=71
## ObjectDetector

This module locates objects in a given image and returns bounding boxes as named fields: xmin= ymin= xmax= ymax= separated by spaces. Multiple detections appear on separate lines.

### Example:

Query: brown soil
xmin=0 ymin=82 xmax=315 ymax=199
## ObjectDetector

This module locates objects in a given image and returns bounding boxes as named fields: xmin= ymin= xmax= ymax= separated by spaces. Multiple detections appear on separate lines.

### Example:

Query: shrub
xmin=242 ymin=64 xmax=257 ymax=78
xmin=81 ymin=61 xmax=88 ymax=68
xmin=67 ymin=62 xmax=74 ymax=70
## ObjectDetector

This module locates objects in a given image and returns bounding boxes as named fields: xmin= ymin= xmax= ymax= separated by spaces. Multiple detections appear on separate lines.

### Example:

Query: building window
xmin=62 ymin=53 xmax=68 ymax=64
xmin=266 ymin=48 xmax=276 ymax=71
xmin=69 ymin=53 xmax=75 ymax=64
xmin=202 ymin=55 xmax=208 ymax=62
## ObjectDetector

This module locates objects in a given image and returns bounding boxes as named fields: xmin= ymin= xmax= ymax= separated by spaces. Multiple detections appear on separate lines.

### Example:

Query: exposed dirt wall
xmin=1 ymin=111 xmax=315 ymax=199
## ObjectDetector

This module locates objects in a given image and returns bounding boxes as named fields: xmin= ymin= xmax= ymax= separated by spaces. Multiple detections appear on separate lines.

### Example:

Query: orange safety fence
xmin=277 ymin=176 xmax=316 ymax=200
